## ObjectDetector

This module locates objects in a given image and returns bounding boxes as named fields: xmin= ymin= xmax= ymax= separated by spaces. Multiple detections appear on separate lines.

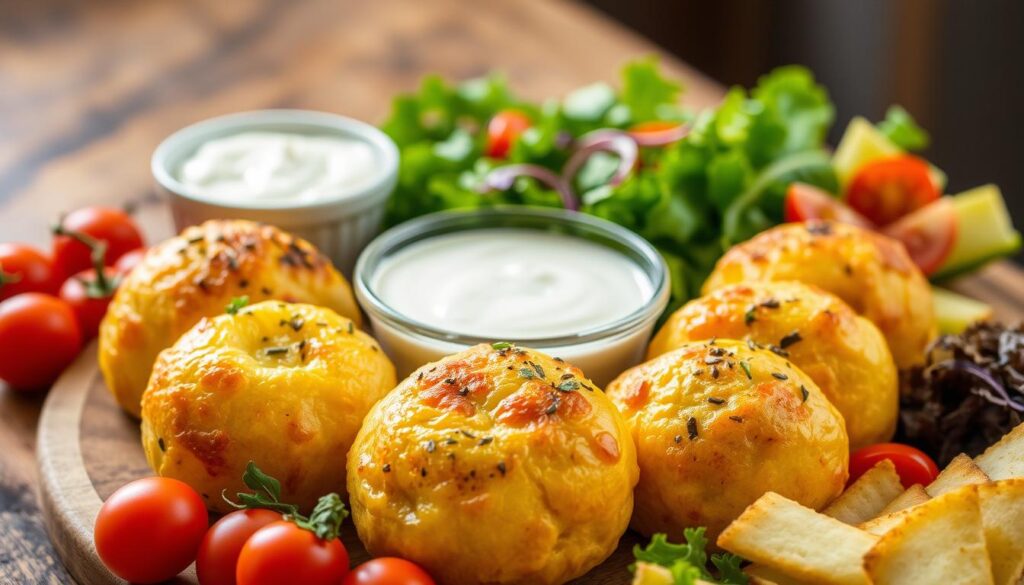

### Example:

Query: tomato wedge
xmin=846 ymin=155 xmax=940 ymax=226
xmin=784 ymin=183 xmax=874 ymax=228
xmin=883 ymin=197 xmax=957 ymax=275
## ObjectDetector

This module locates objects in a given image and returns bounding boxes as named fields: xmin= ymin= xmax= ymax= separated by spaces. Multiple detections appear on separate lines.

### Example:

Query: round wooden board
xmin=36 ymin=343 xmax=641 ymax=585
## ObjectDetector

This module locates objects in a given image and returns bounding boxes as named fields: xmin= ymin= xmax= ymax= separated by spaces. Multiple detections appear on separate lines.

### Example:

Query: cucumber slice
xmin=932 ymin=184 xmax=1022 ymax=281
xmin=932 ymin=287 xmax=993 ymax=334
xmin=832 ymin=116 xmax=946 ymax=190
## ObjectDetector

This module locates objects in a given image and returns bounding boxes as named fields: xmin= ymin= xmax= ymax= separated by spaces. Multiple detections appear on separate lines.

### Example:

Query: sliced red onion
xmin=561 ymin=129 xmax=639 ymax=189
xmin=628 ymin=123 xmax=691 ymax=147
xmin=480 ymin=164 xmax=578 ymax=211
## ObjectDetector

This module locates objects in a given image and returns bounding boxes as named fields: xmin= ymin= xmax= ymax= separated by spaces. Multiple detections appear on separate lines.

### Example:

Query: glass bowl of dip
xmin=152 ymin=110 xmax=399 ymax=276
xmin=355 ymin=207 xmax=670 ymax=386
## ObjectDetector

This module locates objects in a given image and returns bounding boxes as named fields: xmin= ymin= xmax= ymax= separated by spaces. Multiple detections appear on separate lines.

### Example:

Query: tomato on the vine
xmin=94 ymin=477 xmax=208 ymax=584
xmin=236 ymin=521 xmax=350 ymax=585
xmin=197 ymin=509 xmax=281 ymax=585
xmin=485 ymin=110 xmax=531 ymax=159
xmin=0 ymin=243 xmax=60 ymax=301
xmin=59 ymin=267 xmax=121 ymax=339
xmin=343 ymin=558 xmax=437 ymax=585
xmin=849 ymin=443 xmax=940 ymax=489
xmin=846 ymin=155 xmax=940 ymax=227
xmin=113 ymin=247 xmax=146 ymax=276
xmin=53 ymin=207 xmax=143 ymax=278
xmin=0 ymin=293 xmax=81 ymax=390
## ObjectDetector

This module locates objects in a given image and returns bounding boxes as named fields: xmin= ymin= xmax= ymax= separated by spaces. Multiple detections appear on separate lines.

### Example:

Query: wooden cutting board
xmin=36 ymin=344 xmax=642 ymax=585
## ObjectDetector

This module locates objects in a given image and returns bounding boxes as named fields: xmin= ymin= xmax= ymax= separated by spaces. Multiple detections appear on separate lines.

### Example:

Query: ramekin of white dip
xmin=354 ymin=208 xmax=670 ymax=385
xmin=152 ymin=110 xmax=398 ymax=276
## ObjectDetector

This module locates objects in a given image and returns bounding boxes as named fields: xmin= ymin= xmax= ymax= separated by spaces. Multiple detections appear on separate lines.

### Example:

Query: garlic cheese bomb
xmin=99 ymin=219 xmax=361 ymax=416
xmin=141 ymin=301 xmax=395 ymax=513
xmin=606 ymin=340 xmax=848 ymax=543
xmin=347 ymin=344 xmax=638 ymax=585
xmin=648 ymin=281 xmax=898 ymax=448
xmin=703 ymin=221 xmax=936 ymax=368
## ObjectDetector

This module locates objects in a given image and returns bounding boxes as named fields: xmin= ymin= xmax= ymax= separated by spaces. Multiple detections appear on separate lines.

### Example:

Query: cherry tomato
xmin=783 ymin=183 xmax=874 ymax=228
xmin=59 ymin=267 xmax=120 ymax=340
xmin=197 ymin=509 xmax=281 ymax=585
xmin=846 ymin=155 xmax=940 ymax=226
xmin=485 ymin=110 xmax=531 ymax=159
xmin=53 ymin=207 xmax=144 ymax=278
xmin=850 ymin=443 xmax=940 ymax=489
xmin=94 ymin=477 xmax=208 ymax=584
xmin=0 ymin=243 xmax=60 ymax=301
xmin=343 ymin=558 xmax=437 ymax=585
xmin=236 ymin=521 xmax=349 ymax=585
xmin=882 ymin=197 xmax=958 ymax=276
xmin=113 ymin=247 xmax=146 ymax=276
xmin=0 ymin=293 xmax=81 ymax=390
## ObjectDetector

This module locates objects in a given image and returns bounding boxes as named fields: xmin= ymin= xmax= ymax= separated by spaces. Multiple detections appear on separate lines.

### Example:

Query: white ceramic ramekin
xmin=152 ymin=110 xmax=398 ymax=277
xmin=354 ymin=208 xmax=671 ymax=386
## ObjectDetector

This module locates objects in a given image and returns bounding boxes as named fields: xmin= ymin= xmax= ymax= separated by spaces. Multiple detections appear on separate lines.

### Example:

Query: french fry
xmin=976 ymin=421 xmax=1024 ymax=480
xmin=926 ymin=453 xmax=990 ymax=496
xmin=876 ymin=484 xmax=930 ymax=517
xmin=717 ymin=492 xmax=876 ymax=585
xmin=823 ymin=460 xmax=903 ymax=525
xmin=979 ymin=479 xmax=1024 ymax=585
xmin=745 ymin=563 xmax=814 ymax=585
xmin=863 ymin=485 xmax=993 ymax=585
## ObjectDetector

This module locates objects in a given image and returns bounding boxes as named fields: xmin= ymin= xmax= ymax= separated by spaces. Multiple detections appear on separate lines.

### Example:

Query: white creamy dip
xmin=178 ymin=131 xmax=377 ymax=204
xmin=371 ymin=229 xmax=654 ymax=339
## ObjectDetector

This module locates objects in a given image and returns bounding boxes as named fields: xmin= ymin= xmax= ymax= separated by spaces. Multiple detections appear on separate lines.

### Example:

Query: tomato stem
xmin=0 ymin=264 xmax=22 ymax=289
xmin=53 ymin=217 xmax=119 ymax=297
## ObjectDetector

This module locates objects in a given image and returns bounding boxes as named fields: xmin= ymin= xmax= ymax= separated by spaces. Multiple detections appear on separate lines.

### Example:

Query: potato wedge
xmin=745 ymin=563 xmax=814 ymax=585
xmin=863 ymin=485 xmax=993 ymax=585
xmin=718 ymin=492 xmax=876 ymax=585
xmin=979 ymin=479 xmax=1024 ymax=585
xmin=824 ymin=460 xmax=903 ymax=524
xmin=876 ymin=484 xmax=930 ymax=517
xmin=927 ymin=453 xmax=990 ymax=496
xmin=976 ymin=422 xmax=1024 ymax=480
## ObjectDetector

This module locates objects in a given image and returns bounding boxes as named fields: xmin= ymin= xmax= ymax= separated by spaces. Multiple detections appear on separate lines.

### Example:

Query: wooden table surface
xmin=0 ymin=0 xmax=1021 ymax=583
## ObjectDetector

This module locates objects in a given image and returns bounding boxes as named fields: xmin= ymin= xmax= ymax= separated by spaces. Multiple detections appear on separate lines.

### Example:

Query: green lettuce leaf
xmin=878 ymin=105 xmax=930 ymax=151
xmin=632 ymin=530 xmax=748 ymax=585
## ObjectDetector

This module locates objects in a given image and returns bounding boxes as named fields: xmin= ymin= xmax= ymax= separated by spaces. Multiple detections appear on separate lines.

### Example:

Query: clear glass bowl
xmin=354 ymin=207 xmax=670 ymax=386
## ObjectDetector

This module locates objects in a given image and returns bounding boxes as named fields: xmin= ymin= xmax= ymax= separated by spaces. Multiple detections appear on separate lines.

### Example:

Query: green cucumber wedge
xmin=932 ymin=184 xmax=1022 ymax=281
xmin=932 ymin=287 xmax=993 ymax=334
xmin=833 ymin=116 xmax=945 ymax=190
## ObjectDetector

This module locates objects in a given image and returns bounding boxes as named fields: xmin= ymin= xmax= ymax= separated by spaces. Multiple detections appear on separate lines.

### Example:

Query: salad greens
xmin=381 ymin=58 xmax=840 ymax=312
xmin=632 ymin=530 xmax=747 ymax=585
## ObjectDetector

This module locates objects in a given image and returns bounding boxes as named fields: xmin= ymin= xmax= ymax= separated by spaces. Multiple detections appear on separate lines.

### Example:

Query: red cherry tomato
xmin=0 ymin=293 xmax=81 ymax=390
xmin=53 ymin=207 xmax=144 ymax=278
xmin=59 ymin=267 xmax=120 ymax=340
xmin=784 ymin=183 xmax=875 ymax=228
xmin=343 ymin=558 xmax=437 ymax=585
xmin=882 ymin=197 xmax=958 ymax=276
xmin=94 ymin=477 xmax=208 ymax=584
xmin=846 ymin=155 xmax=940 ymax=226
xmin=197 ymin=509 xmax=281 ymax=585
xmin=113 ymin=248 xmax=147 ymax=276
xmin=236 ymin=521 xmax=349 ymax=585
xmin=850 ymin=443 xmax=940 ymax=489
xmin=485 ymin=110 xmax=531 ymax=159
xmin=0 ymin=243 xmax=60 ymax=301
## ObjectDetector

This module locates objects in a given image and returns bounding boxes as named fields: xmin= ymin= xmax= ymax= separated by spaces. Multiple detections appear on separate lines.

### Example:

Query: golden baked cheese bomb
xmin=703 ymin=221 xmax=936 ymax=368
xmin=99 ymin=219 xmax=361 ymax=416
xmin=648 ymin=281 xmax=898 ymax=448
xmin=141 ymin=300 xmax=395 ymax=513
xmin=347 ymin=343 xmax=638 ymax=585
xmin=606 ymin=339 xmax=848 ymax=543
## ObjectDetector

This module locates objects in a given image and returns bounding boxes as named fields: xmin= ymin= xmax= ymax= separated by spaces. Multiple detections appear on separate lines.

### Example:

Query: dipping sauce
xmin=372 ymin=229 xmax=654 ymax=338
xmin=178 ymin=131 xmax=377 ymax=204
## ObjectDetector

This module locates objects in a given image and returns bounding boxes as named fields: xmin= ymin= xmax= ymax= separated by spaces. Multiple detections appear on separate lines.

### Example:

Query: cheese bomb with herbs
xmin=703 ymin=221 xmax=935 ymax=368
xmin=648 ymin=281 xmax=898 ymax=448
xmin=606 ymin=340 xmax=848 ymax=543
xmin=141 ymin=301 xmax=395 ymax=513
xmin=347 ymin=344 xmax=638 ymax=585
xmin=99 ymin=219 xmax=361 ymax=416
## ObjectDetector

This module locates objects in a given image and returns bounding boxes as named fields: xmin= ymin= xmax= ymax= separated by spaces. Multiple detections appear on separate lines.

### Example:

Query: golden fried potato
xmin=348 ymin=344 xmax=637 ymax=585
xmin=100 ymin=219 xmax=361 ymax=416
xmin=648 ymin=281 xmax=898 ymax=448
xmin=703 ymin=221 xmax=936 ymax=368
xmin=141 ymin=301 xmax=394 ymax=513
xmin=607 ymin=340 xmax=848 ymax=543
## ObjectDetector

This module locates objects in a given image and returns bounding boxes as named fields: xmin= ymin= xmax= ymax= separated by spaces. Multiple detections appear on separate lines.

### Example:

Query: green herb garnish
xmin=226 ymin=296 xmax=249 ymax=315
xmin=631 ymin=530 xmax=747 ymax=584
